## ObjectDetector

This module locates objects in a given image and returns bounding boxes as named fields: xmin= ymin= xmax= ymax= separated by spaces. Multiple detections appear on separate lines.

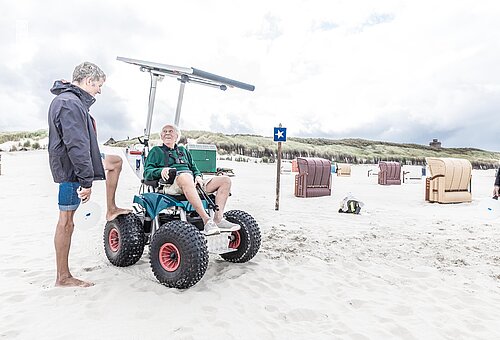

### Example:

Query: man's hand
xmin=77 ymin=187 xmax=92 ymax=203
xmin=161 ymin=168 xmax=171 ymax=181
xmin=195 ymin=175 xmax=204 ymax=188
xmin=494 ymin=185 xmax=499 ymax=198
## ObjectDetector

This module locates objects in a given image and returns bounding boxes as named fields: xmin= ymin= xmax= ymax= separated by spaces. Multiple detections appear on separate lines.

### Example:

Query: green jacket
xmin=143 ymin=144 xmax=201 ymax=181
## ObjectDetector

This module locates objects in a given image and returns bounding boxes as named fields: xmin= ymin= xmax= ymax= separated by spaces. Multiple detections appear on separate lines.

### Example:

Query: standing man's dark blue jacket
xmin=48 ymin=81 xmax=105 ymax=188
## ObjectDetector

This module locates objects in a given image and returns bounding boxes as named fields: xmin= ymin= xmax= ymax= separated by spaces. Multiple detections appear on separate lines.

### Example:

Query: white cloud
xmin=1 ymin=0 xmax=500 ymax=150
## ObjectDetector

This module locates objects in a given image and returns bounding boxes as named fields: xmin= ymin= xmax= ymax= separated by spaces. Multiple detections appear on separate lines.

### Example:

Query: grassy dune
xmin=1 ymin=129 xmax=498 ymax=168
xmin=110 ymin=130 xmax=500 ymax=169
xmin=0 ymin=130 xmax=47 ymax=144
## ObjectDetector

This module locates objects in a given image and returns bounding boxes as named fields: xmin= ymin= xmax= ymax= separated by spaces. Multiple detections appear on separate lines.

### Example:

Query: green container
xmin=186 ymin=143 xmax=217 ymax=173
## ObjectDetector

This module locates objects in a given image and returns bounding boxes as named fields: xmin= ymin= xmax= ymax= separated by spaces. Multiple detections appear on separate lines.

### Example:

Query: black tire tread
xmin=220 ymin=210 xmax=261 ymax=263
xmin=150 ymin=220 xmax=208 ymax=289
xmin=103 ymin=213 xmax=145 ymax=267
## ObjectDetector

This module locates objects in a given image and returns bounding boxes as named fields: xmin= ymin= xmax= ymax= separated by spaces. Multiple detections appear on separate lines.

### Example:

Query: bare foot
xmin=55 ymin=277 xmax=94 ymax=288
xmin=106 ymin=207 xmax=132 ymax=221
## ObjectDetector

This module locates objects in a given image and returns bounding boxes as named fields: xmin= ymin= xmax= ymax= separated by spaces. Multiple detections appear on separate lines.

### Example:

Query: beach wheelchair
xmin=104 ymin=56 xmax=259 ymax=289
xmin=103 ymin=177 xmax=261 ymax=289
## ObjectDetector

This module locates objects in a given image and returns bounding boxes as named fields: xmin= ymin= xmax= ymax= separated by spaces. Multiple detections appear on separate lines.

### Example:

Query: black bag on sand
xmin=338 ymin=196 xmax=363 ymax=214
xmin=338 ymin=200 xmax=361 ymax=214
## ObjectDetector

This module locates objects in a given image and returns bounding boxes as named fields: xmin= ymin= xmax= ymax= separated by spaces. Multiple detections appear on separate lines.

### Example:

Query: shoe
xmin=216 ymin=218 xmax=241 ymax=232
xmin=203 ymin=219 xmax=220 ymax=235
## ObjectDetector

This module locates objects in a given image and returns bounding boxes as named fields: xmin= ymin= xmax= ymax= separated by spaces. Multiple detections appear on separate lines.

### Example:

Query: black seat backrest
xmin=142 ymin=179 xmax=159 ymax=187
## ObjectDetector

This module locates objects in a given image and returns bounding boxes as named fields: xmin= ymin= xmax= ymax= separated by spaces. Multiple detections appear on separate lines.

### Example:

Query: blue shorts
xmin=58 ymin=182 xmax=81 ymax=211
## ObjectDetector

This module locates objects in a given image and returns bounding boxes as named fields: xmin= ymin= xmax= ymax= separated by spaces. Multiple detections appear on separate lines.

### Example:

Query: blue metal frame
xmin=133 ymin=192 xmax=209 ymax=219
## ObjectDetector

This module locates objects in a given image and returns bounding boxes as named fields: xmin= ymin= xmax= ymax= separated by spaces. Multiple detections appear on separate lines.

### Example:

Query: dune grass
xmin=108 ymin=130 xmax=500 ymax=169
xmin=0 ymin=130 xmax=47 ymax=144
xmin=2 ymin=129 xmax=498 ymax=168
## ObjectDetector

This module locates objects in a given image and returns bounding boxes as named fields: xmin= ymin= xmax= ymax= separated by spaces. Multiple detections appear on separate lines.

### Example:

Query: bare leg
xmin=54 ymin=210 xmax=93 ymax=287
xmin=103 ymin=155 xmax=131 ymax=221
xmin=176 ymin=174 xmax=211 ymax=223
xmin=205 ymin=176 xmax=231 ymax=224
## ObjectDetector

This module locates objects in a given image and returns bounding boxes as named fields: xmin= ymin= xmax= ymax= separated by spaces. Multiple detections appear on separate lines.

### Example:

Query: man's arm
xmin=143 ymin=147 xmax=165 ymax=180
xmin=57 ymin=100 xmax=94 ymax=188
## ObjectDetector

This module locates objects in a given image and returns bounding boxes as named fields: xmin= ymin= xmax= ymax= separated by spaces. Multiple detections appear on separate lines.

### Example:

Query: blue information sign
xmin=274 ymin=127 xmax=287 ymax=142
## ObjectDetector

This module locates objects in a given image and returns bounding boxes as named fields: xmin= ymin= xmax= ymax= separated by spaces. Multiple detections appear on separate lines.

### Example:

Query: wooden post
xmin=275 ymin=124 xmax=282 ymax=211
xmin=425 ymin=178 xmax=430 ymax=201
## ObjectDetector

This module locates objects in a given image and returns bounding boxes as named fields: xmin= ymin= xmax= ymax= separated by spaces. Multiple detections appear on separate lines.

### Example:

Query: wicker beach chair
xmin=425 ymin=157 xmax=472 ymax=203
xmin=294 ymin=157 xmax=332 ymax=198
xmin=336 ymin=163 xmax=351 ymax=177
xmin=378 ymin=161 xmax=402 ymax=185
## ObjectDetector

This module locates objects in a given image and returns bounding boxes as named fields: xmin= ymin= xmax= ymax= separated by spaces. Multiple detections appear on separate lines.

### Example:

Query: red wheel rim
xmin=109 ymin=228 xmax=120 ymax=252
xmin=159 ymin=243 xmax=181 ymax=272
xmin=228 ymin=231 xmax=241 ymax=249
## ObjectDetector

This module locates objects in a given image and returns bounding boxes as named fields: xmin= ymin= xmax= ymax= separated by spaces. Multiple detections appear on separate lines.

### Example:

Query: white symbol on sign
xmin=275 ymin=130 xmax=284 ymax=139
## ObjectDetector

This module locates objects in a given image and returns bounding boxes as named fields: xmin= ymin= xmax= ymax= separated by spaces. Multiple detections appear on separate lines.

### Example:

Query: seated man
xmin=143 ymin=124 xmax=239 ymax=235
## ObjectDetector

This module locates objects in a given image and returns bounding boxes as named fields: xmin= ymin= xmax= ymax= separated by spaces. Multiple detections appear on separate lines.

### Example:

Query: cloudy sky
xmin=1 ymin=0 xmax=500 ymax=150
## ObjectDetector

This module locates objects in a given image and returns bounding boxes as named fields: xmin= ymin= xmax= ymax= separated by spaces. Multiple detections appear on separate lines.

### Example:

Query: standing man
xmin=494 ymin=168 xmax=500 ymax=199
xmin=48 ymin=61 xmax=129 ymax=287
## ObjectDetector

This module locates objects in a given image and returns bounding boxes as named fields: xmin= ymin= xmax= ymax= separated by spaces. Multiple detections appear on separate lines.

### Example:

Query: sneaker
xmin=203 ymin=219 xmax=220 ymax=235
xmin=216 ymin=218 xmax=241 ymax=232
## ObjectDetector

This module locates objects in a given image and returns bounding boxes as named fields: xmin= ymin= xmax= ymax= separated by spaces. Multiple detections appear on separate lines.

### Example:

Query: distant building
xmin=104 ymin=137 xmax=116 ymax=145
xmin=429 ymin=138 xmax=442 ymax=149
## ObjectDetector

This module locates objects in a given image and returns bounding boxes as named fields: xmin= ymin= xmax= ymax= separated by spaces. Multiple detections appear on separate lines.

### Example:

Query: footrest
xmin=206 ymin=232 xmax=237 ymax=254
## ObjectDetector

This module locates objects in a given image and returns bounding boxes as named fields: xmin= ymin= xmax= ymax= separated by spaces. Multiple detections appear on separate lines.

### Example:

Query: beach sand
xmin=1 ymin=149 xmax=499 ymax=339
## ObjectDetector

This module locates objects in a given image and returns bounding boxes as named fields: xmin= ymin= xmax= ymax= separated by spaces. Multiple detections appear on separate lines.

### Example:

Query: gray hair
xmin=161 ymin=124 xmax=181 ymax=143
xmin=72 ymin=62 xmax=106 ymax=83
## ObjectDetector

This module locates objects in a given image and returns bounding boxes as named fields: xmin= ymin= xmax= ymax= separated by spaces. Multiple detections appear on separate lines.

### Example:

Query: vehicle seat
xmin=141 ymin=179 xmax=215 ymax=202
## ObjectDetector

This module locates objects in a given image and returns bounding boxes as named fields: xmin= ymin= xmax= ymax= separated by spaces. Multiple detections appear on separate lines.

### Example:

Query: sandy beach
xmin=1 ymin=149 xmax=500 ymax=340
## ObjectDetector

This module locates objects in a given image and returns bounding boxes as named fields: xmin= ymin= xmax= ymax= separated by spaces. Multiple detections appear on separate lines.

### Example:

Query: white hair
xmin=161 ymin=124 xmax=181 ymax=143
